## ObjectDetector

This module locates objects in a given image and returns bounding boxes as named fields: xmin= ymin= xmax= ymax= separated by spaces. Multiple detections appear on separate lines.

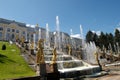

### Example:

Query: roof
xmin=0 ymin=18 xmax=26 ymax=27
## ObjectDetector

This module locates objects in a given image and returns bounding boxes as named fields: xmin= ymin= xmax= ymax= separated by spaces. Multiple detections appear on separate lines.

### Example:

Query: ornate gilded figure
xmin=30 ymin=41 xmax=34 ymax=50
xmin=36 ymin=39 xmax=45 ymax=64
xmin=94 ymin=51 xmax=98 ymax=64
xmin=36 ymin=24 xmax=39 ymax=27
xmin=67 ymin=44 xmax=72 ymax=55
xmin=21 ymin=36 xmax=25 ymax=43
xmin=51 ymin=47 xmax=57 ymax=64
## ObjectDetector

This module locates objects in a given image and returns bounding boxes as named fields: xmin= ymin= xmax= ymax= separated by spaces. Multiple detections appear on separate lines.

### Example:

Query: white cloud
xmin=114 ymin=27 xmax=120 ymax=33
xmin=92 ymin=31 xmax=95 ymax=33
xmin=31 ymin=25 xmax=35 ymax=28
xmin=115 ymin=23 xmax=120 ymax=32
xmin=26 ymin=24 xmax=30 ymax=27
xmin=116 ymin=27 xmax=120 ymax=31
xmin=96 ymin=31 xmax=101 ymax=36
xmin=26 ymin=24 xmax=35 ymax=28
xmin=92 ymin=30 xmax=101 ymax=36
xmin=70 ymin=34 xmax=81 ymax=39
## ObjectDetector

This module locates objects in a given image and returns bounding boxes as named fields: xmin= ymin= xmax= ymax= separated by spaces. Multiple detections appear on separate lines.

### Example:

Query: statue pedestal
xmin=25 ymin=44 xmax=29 ymax=50
xmin=40 ymin=63 xmax=47 ymax=80
xmin=46 ymin=72 xmax=60 ymax=80
xmin=21 ymin=43 xmax=24 ymax=47
xmin=47 ymin=63 xmax=60 ymax=80
xmin=31 ymin=49 xmax=34 ymax=55
xmin=50 ymin=63 xmax=58 ymax=72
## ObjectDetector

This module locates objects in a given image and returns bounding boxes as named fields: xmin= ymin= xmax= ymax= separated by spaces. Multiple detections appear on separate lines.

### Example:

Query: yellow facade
xmin=0 ymin=23 xmax=27 ymax=41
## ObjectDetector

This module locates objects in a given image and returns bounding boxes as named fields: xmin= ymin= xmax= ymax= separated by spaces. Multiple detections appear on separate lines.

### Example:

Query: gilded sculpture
xmin=94 ymin=51 xmax=98 ymax=64
xmin=67 ymin=44 xmax=72 ymax=55
xmin=36 ymin=24 xmax=39 ymax=27
xmin=30 ymin=41 xmax=34 ymax=50
xmin=21 ymin=36 xmax=25 ymax=43
xmin=51 ymin=47 xmax=57 ymax=64
xmin=36 ymin=39 xmax=45 ymax=64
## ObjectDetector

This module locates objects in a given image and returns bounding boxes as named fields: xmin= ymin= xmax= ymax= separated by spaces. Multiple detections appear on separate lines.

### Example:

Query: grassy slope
xmin=0 ymin=41 xmax=36 ymax=79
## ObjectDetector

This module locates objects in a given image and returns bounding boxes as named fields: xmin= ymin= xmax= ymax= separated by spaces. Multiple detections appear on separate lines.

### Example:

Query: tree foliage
xmin=114 ymin=29 xmax=120 ymax=45
xmin=85 ymin=29 xmax=120 ymax=52
xmin=86 ymin=30 xmax=94 ymax=42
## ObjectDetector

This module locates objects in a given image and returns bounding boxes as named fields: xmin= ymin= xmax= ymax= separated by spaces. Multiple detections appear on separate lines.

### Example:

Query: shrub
xmin=2 ymin=44 xmax=6 ymax=50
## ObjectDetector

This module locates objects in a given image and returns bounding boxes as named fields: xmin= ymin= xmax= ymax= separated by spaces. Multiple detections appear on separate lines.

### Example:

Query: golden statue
xmin=110 ymin=49 xmax=113 ymax=56
xmin=15 ymin=35 xmax=18 ymax=41
xmin=51 ymin=47 xmax=57 ymax=64
xmin=67 ymin=44 xmax=72 ymax=55
xmin=30 ymin=41 xmax=34 ymax=50
xmin=21 ymin=36 xmax=25 ymax=43
xmin=36 ymin=24 xmax=39 ymax=27
xmin=36 ymin=39 xmax=45 ymax=64
xmin=94 ymin=51 xmax=98 ymax=64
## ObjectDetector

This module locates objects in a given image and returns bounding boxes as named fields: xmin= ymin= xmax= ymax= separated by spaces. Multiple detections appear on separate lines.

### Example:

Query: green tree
xmin=93 ymin=33 xmax=99 ymax=46
xmin=86 ymin=30 xmax=94 ymax=43
xmin=114 ymin=29 xmax=120 ymax=46
xmin=86 ymin=30 xmax=115 ymax=51
xmin=107 ymin=33 xmax=114 ymax=50
xmin=98 ymin=32 xmax=107 ymax=49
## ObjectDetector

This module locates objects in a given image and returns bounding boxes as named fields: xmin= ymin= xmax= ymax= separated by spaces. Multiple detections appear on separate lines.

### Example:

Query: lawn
xmin=0 ymin=41 xmax=36 ymax=80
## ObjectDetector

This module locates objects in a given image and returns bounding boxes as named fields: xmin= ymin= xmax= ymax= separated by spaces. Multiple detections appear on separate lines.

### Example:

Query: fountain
xmin=38 ymin=28 xmax=41 ymax=40
xmin=25 ymin=31 xmax=28 ymax=41
xmin=44 ymin=50 xmax=100 ymax=78
xmin=55 ymin=16 xmax=63 ymax=69
xmin=79 ymin=25 xmax=98 ymax=64
xmin=70 ymin=29 xmax=73 ymax=46
xmin=116 ymin=42 xmax=119 ymax=53
xmin=33 ymin=33 xmax=36 ymax=49
xmin=43 ymin=23 xmax=53 ymax=57
xmin=55 ymin=16 xmax=61 ymax=50
xmin=70 ymin=29 xmax=76 ymax=49
xmin=80 ymin=25 xmax=85 ymax=48
xmin=45 ymin=23 xmax=50 ymax=48
xmin=61 ymin=32 xmax=65 ymax=51
xmin=34 ymin=16 xmax=101 ymax=78
xmin=84 ymin=42 xmax=97 ymax=64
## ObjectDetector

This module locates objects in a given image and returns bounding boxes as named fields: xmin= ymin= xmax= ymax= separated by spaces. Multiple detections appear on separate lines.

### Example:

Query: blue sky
xmin=0 ymin=0 xmax=120 ymax=37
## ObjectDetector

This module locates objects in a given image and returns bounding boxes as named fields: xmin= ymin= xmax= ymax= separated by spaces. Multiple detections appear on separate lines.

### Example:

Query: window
xmin=51 ymin=38 xmax=53 ymax=40
xmin=0 ymin=32 xmax=2 ymax=37
xmin=27 ymin=34 xmax=29 ymax=37
xmin=16 ymin=30 xmax=19 ymax=33
xmin=7 ymin=28 xmax=10 ymax=32
xmin=11 ymin=34 xmax=15 ymax=39
xmin=31 ymin=34 xmax=33 ymax=37
xmin=0 ymin=27 xmax=3 ymax=31
xmin=23 ymin=31 xmax=25 ymax=34
xmin=6 ymin=33 xmax=10 ymax=40
xmin=12 ymin=29 xmax=15 ymax=32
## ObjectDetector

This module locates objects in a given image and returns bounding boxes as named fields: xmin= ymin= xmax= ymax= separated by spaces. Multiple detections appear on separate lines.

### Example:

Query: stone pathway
xmin=84 ymin=64 xmax=120 ymax=80
xmin=16 ymin=43 xmax=37 ymax=71
xmin=86 ymin=74 xmax=120 ymax=80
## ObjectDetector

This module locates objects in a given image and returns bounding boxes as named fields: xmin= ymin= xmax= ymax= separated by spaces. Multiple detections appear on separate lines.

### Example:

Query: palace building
xmin=0 ymin=18 xmax=82 ymax=49
xmin=0 ymin=18 xmax=46 ymax=42
xmin=0 ymin=18 xmax=27 ymax=41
